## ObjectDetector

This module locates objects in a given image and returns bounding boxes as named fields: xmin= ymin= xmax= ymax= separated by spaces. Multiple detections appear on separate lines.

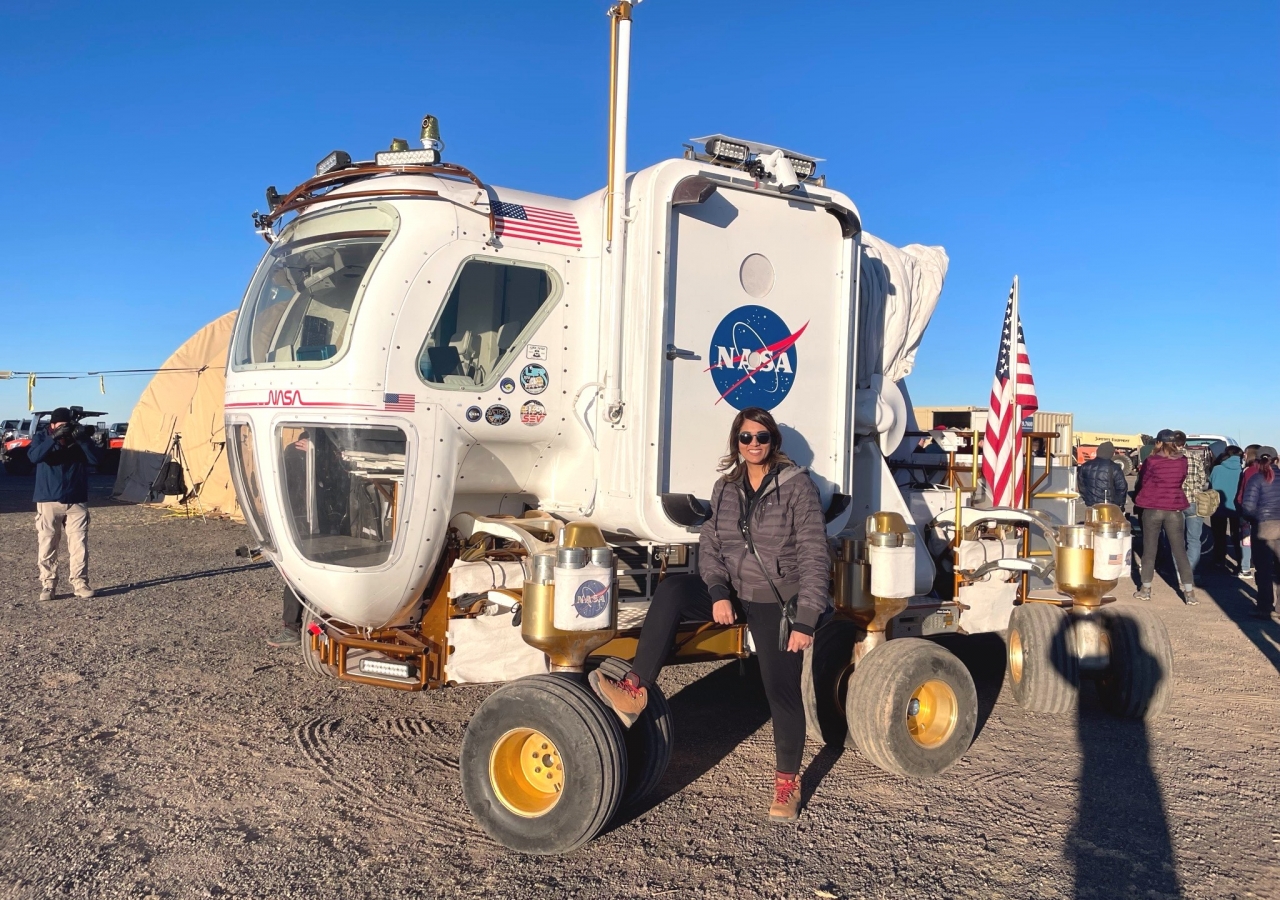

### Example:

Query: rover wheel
xmin=845 ymin=638 xmax=977 ymax=778
xmin=1006 ymin=602 xmax=1078 ymax=713
xmin=801 ymin=618 xmax=859 ymax=746
xmin=300 ymin=610 xmax=336 ymax=679
xmin=588 ymin=657 xmax=672 ymax=811
xmin=461 ymin=675 xmax=627 ymax=854
xmin=1096 ymin=606 xmax=1173 ymax=719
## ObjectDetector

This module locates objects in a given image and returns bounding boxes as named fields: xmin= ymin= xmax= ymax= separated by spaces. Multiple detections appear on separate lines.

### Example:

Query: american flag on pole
xmin=383 ymin=392 xmax=415 ymax=412
xmin=491 ymin=200 xmax=582 ymax=249
xmin=982 ymin=277 xmax=1038 ymax=507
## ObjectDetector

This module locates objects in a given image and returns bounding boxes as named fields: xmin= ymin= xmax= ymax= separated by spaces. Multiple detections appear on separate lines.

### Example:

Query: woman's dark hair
xmin=1152 ymin=440 xmax=1179 ymax=458
xmin=1260 ymin=449 xmax=1277 ymax=483
xmin=1244 ymin=444 xmax=1260 ymax=466
xmin=1215 ymin=445 xmax=1244 ymax=465
xmin=717 ymin=407 xmax=790 ymax=479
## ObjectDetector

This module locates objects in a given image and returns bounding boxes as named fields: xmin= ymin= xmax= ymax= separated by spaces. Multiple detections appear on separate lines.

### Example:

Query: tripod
xmin=152 ymin=432 xmax=206 ymax=522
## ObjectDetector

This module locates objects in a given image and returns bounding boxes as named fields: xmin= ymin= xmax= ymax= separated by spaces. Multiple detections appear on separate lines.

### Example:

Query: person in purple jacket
xmin=1133 ymin=429 xmax=1197 ymax=604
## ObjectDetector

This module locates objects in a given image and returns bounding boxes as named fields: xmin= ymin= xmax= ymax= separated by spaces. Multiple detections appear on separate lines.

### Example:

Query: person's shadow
xmin=1055 ymin=614 xmax=1182 ymax=899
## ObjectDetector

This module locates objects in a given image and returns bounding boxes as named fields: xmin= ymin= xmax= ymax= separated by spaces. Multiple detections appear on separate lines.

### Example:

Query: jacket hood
xmin=1218 ymin=456 xmax=1242 ymax=472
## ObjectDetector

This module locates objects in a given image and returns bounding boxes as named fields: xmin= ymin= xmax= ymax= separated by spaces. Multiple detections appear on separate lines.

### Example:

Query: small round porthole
xmin=739 ymin=253 xmax=775 ymax=299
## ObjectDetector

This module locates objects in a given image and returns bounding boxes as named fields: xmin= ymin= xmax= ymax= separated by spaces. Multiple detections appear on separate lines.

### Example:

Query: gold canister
xmin=1053 ymin=524 xmax=1115 ymax=607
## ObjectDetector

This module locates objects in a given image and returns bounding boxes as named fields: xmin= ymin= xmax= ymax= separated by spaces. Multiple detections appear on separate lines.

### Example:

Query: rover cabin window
xmin=417 ymin=259 xmax=556 ymax=389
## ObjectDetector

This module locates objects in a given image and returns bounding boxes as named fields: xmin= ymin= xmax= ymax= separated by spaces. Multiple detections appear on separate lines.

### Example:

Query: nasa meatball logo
xmin=707 ymin=305 xmax=807 ymax=410
xmin=573 ymin=579 xmax=610 ymax=619
xmin=465 ymin=405 xmax=483 ymax=423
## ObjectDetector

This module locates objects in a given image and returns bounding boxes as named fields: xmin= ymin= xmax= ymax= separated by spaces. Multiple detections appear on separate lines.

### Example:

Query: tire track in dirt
xmin=293 ymin=714 xmax=470 ymax=836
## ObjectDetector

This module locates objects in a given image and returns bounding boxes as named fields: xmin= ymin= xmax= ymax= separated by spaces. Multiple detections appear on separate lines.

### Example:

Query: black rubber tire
xmin=1005 ymin=603 xmax=1079 ymax=714
xmin=1096 ymin=606 xmax=1174 ymax=719
xmin=589 ymin=657 xmax=672 ymax=811
xmin=1116 ymin=455 xmax=1134 ymax=476
xmin=461 ymin=675 xmax=627 ymax=854
xmin=845 ymin=638 xmax=978 ymax=778
xmin=801 ymin=618 xmax=859 ymax=746
xmin=300 ymin=610 xmax=335 ymax=678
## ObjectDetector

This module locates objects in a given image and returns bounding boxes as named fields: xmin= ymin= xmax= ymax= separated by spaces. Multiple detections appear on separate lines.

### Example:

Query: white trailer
xmin=224 ymin=3 xmax=1173 ymax=854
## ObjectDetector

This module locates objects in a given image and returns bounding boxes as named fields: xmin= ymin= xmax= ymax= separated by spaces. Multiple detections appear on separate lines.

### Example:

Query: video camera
xmin=50 ymin=406 xmax=107 ymax=443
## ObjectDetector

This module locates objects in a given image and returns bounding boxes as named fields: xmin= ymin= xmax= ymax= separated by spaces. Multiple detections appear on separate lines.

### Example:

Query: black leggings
xmin=629 ymin=574 xmax=805 ymax=773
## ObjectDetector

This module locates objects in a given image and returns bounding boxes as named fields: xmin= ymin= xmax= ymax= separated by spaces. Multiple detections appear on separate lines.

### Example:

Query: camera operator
xmin=27 ymin=407 xmax=102 ymax=601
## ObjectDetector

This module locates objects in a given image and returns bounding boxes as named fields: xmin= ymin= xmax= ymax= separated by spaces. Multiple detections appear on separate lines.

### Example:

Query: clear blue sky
xmin=2 ymin=1 xmax=1276 ymax=445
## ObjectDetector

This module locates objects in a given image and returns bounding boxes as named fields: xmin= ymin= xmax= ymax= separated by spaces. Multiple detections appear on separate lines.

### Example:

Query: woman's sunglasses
xmin=738 ymin=430 xmax=772 ymax=446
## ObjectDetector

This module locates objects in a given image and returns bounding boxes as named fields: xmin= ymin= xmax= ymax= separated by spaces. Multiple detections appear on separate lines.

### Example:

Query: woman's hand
xmin=786 ymin=631 xmax=813 ymax=653
xmin=712 ymin=599 xmax=737 ymax=625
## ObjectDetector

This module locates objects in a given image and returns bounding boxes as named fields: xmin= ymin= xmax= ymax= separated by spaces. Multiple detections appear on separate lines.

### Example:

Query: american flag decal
xmin=384 ymin=392 xmax=416 ymax=412
xmin=492 ymin=200 xmax=582 ymax=248
xmin=981 ymin=278 xmax=1039 ymax=508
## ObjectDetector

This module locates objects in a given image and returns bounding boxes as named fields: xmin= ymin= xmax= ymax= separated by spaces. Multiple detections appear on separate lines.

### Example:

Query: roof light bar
xmin=316 ymin=150 xmax=352 ymax=177
xmin=785 ymin=155 xmax=815 ymax=179
xmin=704 ymin=137 xmax=749 ymax=163
xmin=691 ymin=134 xmax=822 ymax=182
xmin=375 ymin=148 xmax=441 ymax=167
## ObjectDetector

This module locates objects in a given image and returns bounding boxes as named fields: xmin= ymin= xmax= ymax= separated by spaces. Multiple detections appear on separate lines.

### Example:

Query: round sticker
xmin=484 ymin=404 xmax=511 ymax=426
xmin=707 ymin=305 xmax=806 ymax=410
xmin=520 ymin=363 xmax=549 ymax=395
xmin=520 ymin=400 xmax=546 ymax=426
xmin=499 ymin=377 xmax=516 ymax=394
xmin=465 ymin=406 xmax=482 ymax=423
xmin=573 ymin=579 xmax=610 ymax=619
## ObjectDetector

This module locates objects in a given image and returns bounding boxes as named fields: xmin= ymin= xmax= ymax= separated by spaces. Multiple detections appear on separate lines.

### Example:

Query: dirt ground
xmin=0 ymin=474 xmax=1277 ymax=900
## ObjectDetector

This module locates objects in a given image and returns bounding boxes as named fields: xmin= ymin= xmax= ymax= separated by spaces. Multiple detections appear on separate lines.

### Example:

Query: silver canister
xmin=556 ymin=547 xmax=588 ymax=569
xmin=589 ymin=546 xmax=615 ymax=568
xmin=531 ymin=552 xmax=557 ymax=584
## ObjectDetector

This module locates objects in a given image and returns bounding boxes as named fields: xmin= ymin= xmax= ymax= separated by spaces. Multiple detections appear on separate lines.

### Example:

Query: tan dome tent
xmin=113 ymin=311 xmax=241 ymax=519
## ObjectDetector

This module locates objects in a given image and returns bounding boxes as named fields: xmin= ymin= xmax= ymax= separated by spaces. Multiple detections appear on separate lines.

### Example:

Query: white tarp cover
xmin=857 ymin=234 xmax=948 ymax=384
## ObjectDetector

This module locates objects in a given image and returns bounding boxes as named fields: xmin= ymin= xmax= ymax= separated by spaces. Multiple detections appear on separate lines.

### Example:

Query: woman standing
xmin=1209 ymin=446 xmax=1244 ymax=569
xmin=1133 ymin=429 xmax=1197 ymax=604
xmin=590 ymin=406 xmax=830 ymax=822
xmin=1239 ymin=447 xmax=1280 ymax=620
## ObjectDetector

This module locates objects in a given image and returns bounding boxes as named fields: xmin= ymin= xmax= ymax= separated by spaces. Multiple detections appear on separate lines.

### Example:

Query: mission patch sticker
xmin=499 ymin=377 xmax=516 ymax=394
xmin=526 ymin=344 xmax=548 ymax=360
xmin=485 ymin=404 xmax=511 ymax=426
xmin=520 ymin=363 xmax=548 ymax=395
xmin=520 ymin=400 xmax=546 ymax=425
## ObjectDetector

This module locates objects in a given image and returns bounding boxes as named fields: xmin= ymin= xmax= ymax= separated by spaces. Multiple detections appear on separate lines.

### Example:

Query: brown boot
xmin=768 ymin=772 xmax=801 ymax=823
xmin=587 ymin=669 xmax=648 ymax=728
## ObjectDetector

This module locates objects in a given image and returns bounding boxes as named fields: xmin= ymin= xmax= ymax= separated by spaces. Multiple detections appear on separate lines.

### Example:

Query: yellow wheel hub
xmin=906 ymin=679 xmax=959 ymax=749
xmin=1009 ymin=629 xmax=1025 ymax=684
xmin=489 ymin=728 xmax=565 ymax=817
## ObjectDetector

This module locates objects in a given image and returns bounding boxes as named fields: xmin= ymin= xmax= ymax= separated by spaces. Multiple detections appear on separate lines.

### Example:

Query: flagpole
xmin=1009 ymin=274 xmax=1021 ymax=508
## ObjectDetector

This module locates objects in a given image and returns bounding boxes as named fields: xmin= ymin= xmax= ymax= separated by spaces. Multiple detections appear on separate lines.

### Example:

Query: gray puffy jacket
xmin=698 ymin=463 xmax=832 ymax=633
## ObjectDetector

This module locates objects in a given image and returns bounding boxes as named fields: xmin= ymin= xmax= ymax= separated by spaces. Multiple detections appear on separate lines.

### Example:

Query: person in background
xmin=1133 ymin=429 xmax=1196 ymax=604
xmin=1237 ymin=445 xmax=1262 ymax=579
xmin=1239 ymin=446 xmax=1280 ymax=620
xmin=1209 ymin=446 xmax=1244 ymax=570
xmin=1138 ymin=434 xmax=1156 ymax=464
xmin=1077 ymin=441 xmax=1128 ymax=511
xmin=28 ymin=408 xmax=102 ymax=601
xmin=1173 ymin=431 xmax=1209 ymax=575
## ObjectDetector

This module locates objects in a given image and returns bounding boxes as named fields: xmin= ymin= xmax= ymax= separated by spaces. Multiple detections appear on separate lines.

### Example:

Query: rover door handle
xmin=666 ymin=344 xmax=702 ymax=362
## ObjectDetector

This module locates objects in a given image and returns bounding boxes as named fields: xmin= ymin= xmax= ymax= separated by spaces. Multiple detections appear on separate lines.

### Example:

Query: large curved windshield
xmin=232 ymin=204 xmax=397 ymax=369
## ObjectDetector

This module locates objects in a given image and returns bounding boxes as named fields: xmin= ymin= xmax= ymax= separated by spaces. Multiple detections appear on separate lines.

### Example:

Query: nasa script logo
xmin=707 ymin=305 xmax=807 ymax=410
xmin=573 ymin=580 xmax=610 ymax=619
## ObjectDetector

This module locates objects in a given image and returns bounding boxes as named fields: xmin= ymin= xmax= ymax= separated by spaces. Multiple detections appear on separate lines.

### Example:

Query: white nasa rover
xmin=224 ymin=2 xmax=1173 ymax=854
